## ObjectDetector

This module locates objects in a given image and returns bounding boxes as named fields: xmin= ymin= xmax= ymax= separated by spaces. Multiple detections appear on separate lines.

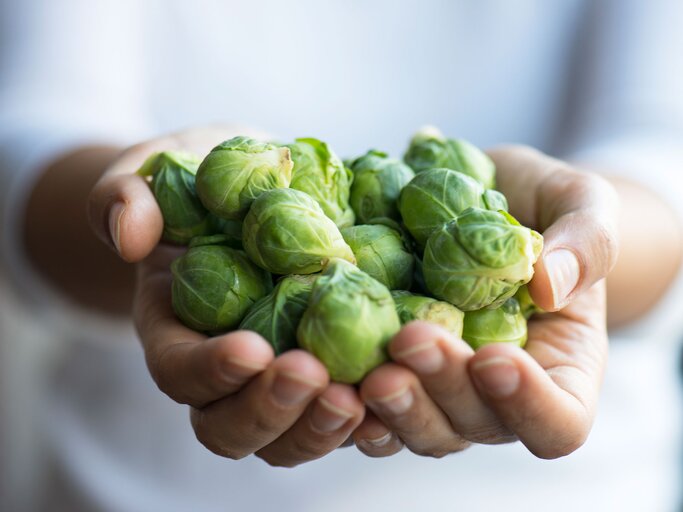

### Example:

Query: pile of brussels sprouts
xmin=138 ymin=127 xmax=543 ymax=384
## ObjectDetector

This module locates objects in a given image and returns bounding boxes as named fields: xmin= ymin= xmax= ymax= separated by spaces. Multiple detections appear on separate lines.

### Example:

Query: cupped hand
xmin=87 ymin=126 xmax=365 ymax=467
xmin=353 ymin=146 xmax=618 ymax=459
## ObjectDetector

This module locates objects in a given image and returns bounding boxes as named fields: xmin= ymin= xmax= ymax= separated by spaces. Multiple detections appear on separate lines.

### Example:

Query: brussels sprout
xmin=137 ymin=151 xmax=210 ymax=244
xmin=287 ymin=138 xmax=355 ymax=228
xmin=403 ymin=126 xmax=496 ymax=189
xmin=243 ymin=188 xmax=355 ymax=274
xmin=348 ymin=150 xmax=415 ymax=224
xmin=240 ymin=274 xmax=317 ymax=354
xmin=196 ymin=136 xmax=293 ymax=220
xmin=423 ymin=207 xmax=543 ymax=311
xmin=514 ymin=285 xmax=543 ymax=319
xmin=171 ymin=242 xmax=272 ymax=333
xmin=341 ymin=224 xmax=414 ymax=290
xmin=391 ymin=291 xmax=464 ymax=338
xmin=462 ymin=298 xmax=527 ymax=349
xmin=297 ymin=259 xmax=400 ymax=383
xmin=398 ymin=168 xmax=507 ymax=247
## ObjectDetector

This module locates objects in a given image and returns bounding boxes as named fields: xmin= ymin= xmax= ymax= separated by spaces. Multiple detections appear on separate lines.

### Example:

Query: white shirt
xmin=1 ymin=1 xmax=683 ymax=511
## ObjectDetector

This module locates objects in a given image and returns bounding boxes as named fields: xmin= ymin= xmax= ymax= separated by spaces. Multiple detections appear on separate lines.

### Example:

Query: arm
xmin=603 ymin=176 xmax=683 ymax=328
xmin=22 ymin=146 xmax=134 ymax=315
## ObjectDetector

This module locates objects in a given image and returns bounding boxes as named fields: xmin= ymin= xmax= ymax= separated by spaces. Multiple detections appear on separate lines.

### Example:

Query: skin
xmin=23 ymin=127 xmax=683 ymax=465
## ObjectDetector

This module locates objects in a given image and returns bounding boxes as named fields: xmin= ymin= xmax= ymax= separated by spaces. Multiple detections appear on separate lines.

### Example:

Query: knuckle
xmin=593 ymin=220 xmax=620 ymax=272
xmin=251 ymin=412 xmax=280 ymax=437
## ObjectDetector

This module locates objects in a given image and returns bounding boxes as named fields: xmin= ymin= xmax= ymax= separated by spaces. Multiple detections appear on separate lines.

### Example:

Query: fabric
xmin=0 ymin=1 xmax=682 ymax=511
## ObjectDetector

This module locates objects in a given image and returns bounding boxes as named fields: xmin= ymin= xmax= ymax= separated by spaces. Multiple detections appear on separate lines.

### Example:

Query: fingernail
xmin=108 ymin=202 xmax=125 ymax=254
xmin=545 ymin=249 xmax=580 ymax=307
xmin=309 ymin=397 xmax=354 ymax=433
xmin=471 ymin=356 xmax=520 ymax=399
xmin=363 ymin=431 xmax=393 ymax=448
xmin=394 ymin=340 xmax=444 ymax=375
xmin=271 ymin=371 xmax=319 ymax=407
xmin=370 ymin=387 xmax=413 ymax=415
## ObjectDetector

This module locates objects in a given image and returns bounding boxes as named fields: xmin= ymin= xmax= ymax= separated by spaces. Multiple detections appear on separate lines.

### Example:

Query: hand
xmin=87 ymin=126 xmax=365 ymax=467
xmin=352 ymin=145 xmax=618 ymax=459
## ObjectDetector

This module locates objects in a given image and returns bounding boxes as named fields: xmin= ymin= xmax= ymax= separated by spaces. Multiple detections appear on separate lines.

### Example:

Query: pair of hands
xmin=88 ymin=126 xmax=618 ymax=467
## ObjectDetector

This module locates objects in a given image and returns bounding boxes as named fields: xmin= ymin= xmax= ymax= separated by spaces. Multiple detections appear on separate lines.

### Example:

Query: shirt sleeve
xmin=557 ymin=0 xmax=683 ymax=341
xmin=0 ymin=0 xmax=156 ymax=329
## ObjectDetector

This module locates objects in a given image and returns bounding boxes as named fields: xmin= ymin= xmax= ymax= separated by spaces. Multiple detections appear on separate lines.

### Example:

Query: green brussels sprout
xmin=514 ymin=285 xmax=543 ymax=319
xmin=137 ymin=151 xmax=211 ymax=244
xmin=239 ymin=274 xmax=317 ymax=355
xmin=398 ymin=167 xmax=507 ymax=247
xmin=341 ymin=224 xmax=414 ymax=290
xmin=171 ymin=241 xmax=272 ymax=333
xmin=297 ymin=258 xmax=401 ymax=384
xmin=243 ymin=188 xmax=356 ymax=274
xmin=391 ymin=291 xmax=464 ymax=338
xmin=287 ymin=138 xmax=355 ymax=228
xmin=196 ymin=136 xmax=293 ymax=221
xmin=423 ymin=207 xmax=543 ymax=311
xmin=462 ymin=298 xmax=527 ymax=349
xmin=403 ymin=126 xmax=496 ymax=189
xmin=348 ymin=150 xmax=415 ymax=224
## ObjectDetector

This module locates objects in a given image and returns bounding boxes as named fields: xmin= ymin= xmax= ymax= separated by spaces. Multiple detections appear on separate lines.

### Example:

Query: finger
xmin=134 ymin=261 xmax=274 ymax=408
xmin=352 ymin=411 xmax=404 ymax=457
xmin=389 ymin=322 xmax=515 ymax=444
xmin=191 ymin=350 xmax=328 ymax=460
xmin=255 ymin=383 xmax=364 ymax=467
xmin=87 ymin=171 xmax=163 ymax=262
xmin=468 ymin=284 xmax=606 ymax=461
xmin=489 ymin=145 xmax=619 ymax=310
xmin=360 ymin=364 xmax=470 ymax=458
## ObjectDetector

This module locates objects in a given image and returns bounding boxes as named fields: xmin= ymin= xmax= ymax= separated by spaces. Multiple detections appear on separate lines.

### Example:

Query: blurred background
xmin=1 ymin=1 xmax=683 ymax=511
